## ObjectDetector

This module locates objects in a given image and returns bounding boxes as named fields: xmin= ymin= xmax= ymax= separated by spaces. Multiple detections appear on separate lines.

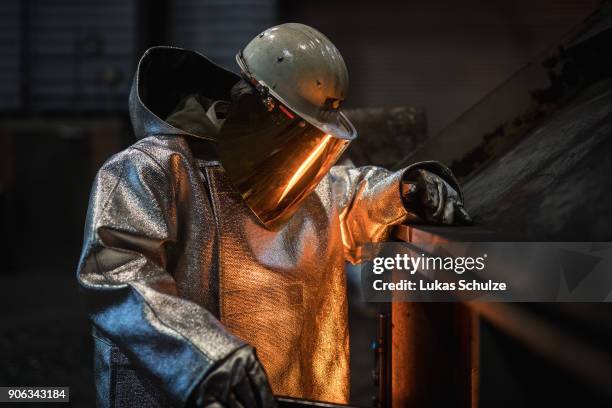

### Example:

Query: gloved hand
xmin=402 ymin=168 xmax=472 ymax=225
xmin=190 ymin=345 xmax=277 ymax=408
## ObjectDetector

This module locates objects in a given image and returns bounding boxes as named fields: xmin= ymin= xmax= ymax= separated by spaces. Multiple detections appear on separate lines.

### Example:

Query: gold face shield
xmin=216 ymin=90 xmax=355 ymax=228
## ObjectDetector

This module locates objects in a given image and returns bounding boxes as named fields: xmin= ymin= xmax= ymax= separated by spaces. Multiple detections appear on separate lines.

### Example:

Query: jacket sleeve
xmin=329 ymin=161 xmax=460 ymax=264
xmin=77 ymin=147 xmax=244 ymax=407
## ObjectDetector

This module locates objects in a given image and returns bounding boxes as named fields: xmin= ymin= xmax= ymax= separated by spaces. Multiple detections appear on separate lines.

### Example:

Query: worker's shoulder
xmin=89 ymin=137 xmax=188 ymax=219
xmin=130 ymin=134 xmax=194 ymax=166
xmin=101 ymin=135 xmax=195 ymax=175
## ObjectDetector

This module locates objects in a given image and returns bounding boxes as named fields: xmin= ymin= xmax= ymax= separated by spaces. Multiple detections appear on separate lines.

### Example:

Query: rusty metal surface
xmin=392 ymin=225 xmax=612 ymax=400
xmin=391 ymin=225 xmax=483 ymax=408
xmin=390 ymin=302 xmax=477 ymax=408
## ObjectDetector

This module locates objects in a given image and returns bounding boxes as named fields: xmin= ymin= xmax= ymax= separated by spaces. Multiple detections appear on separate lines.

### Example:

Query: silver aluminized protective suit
xmin=77 ymin=46 xmax=463 ymax=407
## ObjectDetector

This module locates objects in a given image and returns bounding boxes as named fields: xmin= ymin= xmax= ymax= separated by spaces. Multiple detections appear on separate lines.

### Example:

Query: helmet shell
xmin=237 ymin=23 xmax=356 ymax=140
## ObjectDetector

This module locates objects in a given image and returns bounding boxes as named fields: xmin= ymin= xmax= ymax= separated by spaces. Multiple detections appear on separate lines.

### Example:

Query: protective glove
xmin=402 ymin=168 xmax=472 ymax=225
xmin=190 ymin=345 xmax=277 ymax=408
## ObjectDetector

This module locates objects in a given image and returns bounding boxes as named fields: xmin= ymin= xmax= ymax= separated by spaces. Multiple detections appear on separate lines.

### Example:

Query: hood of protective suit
xmin=129 ymin=46 xmax=240 ymax=142
xmin=129 ymin=46 xmax=352 ymax=229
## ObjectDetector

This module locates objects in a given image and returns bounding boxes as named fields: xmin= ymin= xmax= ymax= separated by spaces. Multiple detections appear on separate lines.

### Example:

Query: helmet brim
xmin=236 ymin=51 xmax=357 ymax=142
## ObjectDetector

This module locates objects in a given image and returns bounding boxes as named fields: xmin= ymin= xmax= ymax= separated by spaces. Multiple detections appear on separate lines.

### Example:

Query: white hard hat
xmin=237 ymin=23 xmax=356 ymax=140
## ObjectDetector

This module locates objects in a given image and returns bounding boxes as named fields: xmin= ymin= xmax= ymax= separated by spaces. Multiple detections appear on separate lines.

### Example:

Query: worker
xmin=77 ymin=23 xmax=470 ymax=408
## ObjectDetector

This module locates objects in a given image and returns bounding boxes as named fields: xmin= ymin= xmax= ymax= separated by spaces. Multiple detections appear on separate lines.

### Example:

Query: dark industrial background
xmin=0 ymin=0 xmax=610 ymax=407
